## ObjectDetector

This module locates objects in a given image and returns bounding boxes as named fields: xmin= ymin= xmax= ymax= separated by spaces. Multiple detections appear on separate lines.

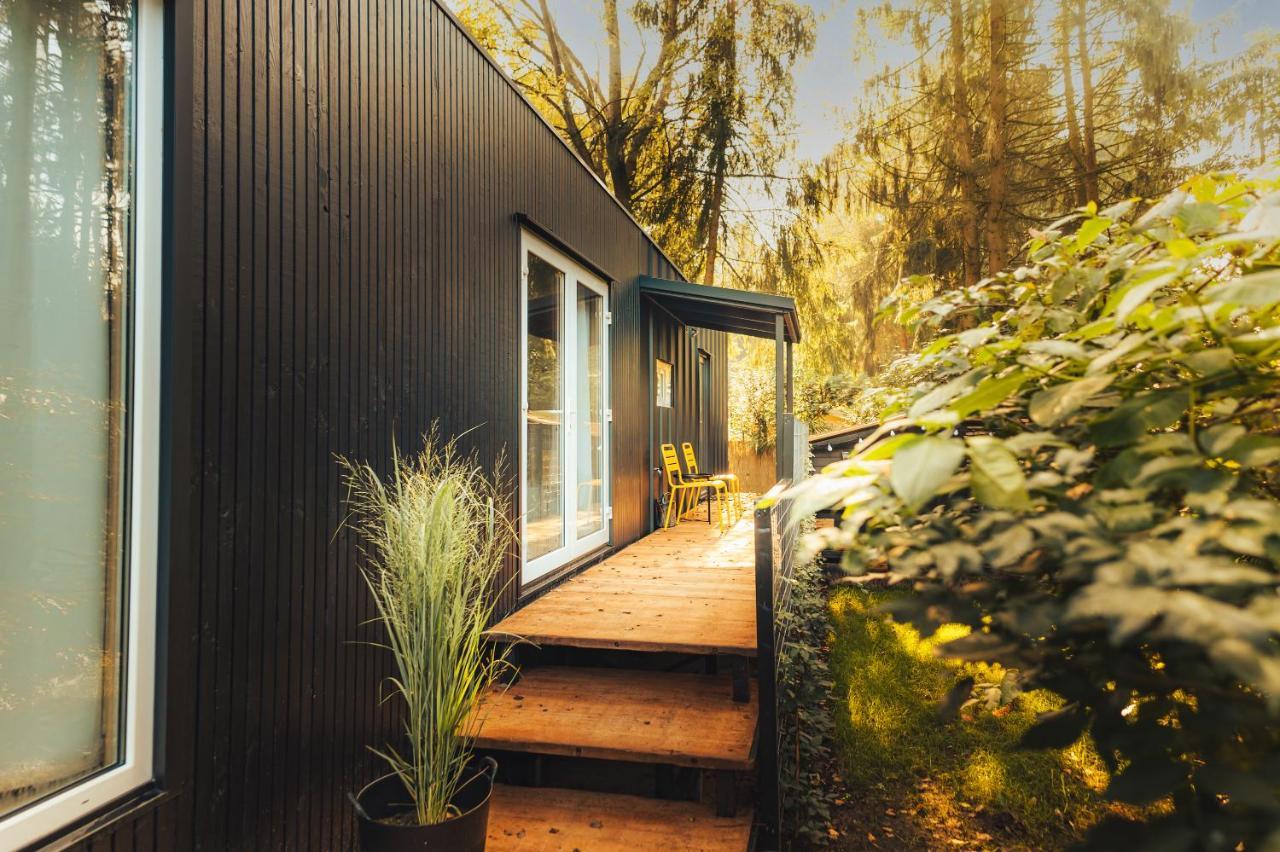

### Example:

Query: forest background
xmin=454 ymin=0 xmax=1280 ymax=449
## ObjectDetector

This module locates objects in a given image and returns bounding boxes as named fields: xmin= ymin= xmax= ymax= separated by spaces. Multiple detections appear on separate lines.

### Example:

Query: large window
xmin=0 ymin=0 xmax=160 ymax=844
xmin=520 ymin=232 xmax=611 ymax=585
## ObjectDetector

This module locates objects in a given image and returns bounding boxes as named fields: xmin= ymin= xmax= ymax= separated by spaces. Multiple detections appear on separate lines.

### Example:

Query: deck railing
xmin=754 ymin=478 xmax=801 ymax=849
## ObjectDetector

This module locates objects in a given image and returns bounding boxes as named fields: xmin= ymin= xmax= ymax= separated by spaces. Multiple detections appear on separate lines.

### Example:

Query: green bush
xmin=794 ymin=165 xmax=1280 ymax=848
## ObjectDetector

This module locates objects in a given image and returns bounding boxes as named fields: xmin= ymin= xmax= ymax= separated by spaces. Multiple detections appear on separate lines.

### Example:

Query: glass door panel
xmin=524 ymin=251 xmax=564 ymax=563
xmin=575 ymin=285 xmax=605 ymax=540
xmin=521 ymin=233 xmax=611 ymax=585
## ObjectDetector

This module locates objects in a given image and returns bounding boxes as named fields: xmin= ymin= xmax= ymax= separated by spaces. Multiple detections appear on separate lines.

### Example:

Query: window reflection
xmin=0 ymin=0 xmax=135 ymax=817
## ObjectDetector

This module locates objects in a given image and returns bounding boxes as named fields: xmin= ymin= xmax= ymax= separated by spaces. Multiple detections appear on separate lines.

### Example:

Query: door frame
xmin=519 ymin=230 xmax=611 ymax=587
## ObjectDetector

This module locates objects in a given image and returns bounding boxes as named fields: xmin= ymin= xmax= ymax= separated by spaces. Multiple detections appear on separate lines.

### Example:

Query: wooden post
xmin=786 ymin=339 xmax=794 ymax=479
xmin=755 ymin=487 xmax=783 ymax=848
xmin=775 ymin=315 xmax=785 ymax=481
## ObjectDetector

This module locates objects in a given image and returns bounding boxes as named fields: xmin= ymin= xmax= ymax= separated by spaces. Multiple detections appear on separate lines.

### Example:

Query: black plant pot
xmin=353 ymin=757 xmax=498 ymax=852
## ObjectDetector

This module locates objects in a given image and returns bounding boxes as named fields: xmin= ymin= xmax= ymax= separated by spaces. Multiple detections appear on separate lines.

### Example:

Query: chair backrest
xmin=660 ymin=443 xmax=685 ymax=487
xmin=681 ymin=442 xmax=701 ymax=475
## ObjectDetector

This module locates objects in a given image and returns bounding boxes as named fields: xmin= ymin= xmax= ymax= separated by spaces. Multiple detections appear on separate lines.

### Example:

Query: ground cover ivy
xmin=791 ymin=165 xmax=1280 ymax=849
xmin=776 ymin=550 xmax=837 ymax=846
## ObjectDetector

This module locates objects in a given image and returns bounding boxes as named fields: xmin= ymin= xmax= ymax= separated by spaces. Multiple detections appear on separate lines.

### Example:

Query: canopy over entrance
xmin=638 ymin=276 xmax=801 ymax=344
xmin=639 ymin=275 xmax=804 ymax=484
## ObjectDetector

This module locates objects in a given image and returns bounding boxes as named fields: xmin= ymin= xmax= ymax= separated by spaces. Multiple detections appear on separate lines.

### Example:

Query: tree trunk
xmin=602 ymin=0 xmax=633 ymax=208
xmin=1058 ymin=5 xmax=1087 ymax=206
xmin=984 ymin=0 xmax=1010 ymax=274
xmin=702 ymin=0 xmax=737 ymax=286
xmin=702 ymin=166 xmax=726 ymax=285
xmin=1074 ymin=0 xmax=1099 ymax=204
xmin=948 ymin=0 xmax=981 ymax=285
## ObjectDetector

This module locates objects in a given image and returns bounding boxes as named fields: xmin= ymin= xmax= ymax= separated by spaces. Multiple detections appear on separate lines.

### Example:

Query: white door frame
xmin=519 ymin=230 xmax=611 ymax=586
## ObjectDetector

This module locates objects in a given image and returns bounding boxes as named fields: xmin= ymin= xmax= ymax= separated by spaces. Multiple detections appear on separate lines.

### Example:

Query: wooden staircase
xmin=476 ymin=517 xmax=759 ymax=851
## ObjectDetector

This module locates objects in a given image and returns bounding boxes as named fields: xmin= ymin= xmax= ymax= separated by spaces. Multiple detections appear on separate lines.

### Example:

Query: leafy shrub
xmin=777 ymin=551 xmax=837 ymax=845
xmin=794 ymin=166 xmax=1280 ymax=848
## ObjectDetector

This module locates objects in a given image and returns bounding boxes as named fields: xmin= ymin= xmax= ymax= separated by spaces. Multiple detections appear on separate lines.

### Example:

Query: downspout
xmin=647 ymin=304 xmax=655 ymax=532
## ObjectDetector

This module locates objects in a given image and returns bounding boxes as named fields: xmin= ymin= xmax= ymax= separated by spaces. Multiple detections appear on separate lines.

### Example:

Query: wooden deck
xmin=480 ymin=511 xmax=760 ymax=851
xmin=486 ymin=516 xmax=757 ymax=655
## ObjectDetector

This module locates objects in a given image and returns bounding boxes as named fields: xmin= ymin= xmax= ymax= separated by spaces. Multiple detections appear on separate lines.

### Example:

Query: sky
xmin=519 ymin=0 xmax=1280 ymax=169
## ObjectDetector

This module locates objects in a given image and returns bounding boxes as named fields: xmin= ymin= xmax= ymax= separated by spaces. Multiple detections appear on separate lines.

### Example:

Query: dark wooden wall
xmin=649 ymin=304 xmax=731 ymax=498
xmin=53 ymin=0 xmax=727 ymax=849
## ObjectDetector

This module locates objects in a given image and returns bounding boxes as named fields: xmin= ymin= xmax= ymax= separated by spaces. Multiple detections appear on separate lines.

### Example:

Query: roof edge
xmin=638 ymin=275 xmax=802 ymax=343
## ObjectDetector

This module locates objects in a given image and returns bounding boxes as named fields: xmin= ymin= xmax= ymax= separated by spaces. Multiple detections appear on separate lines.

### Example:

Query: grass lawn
xmin=825 ymin=586 xmax=1114 ymax=850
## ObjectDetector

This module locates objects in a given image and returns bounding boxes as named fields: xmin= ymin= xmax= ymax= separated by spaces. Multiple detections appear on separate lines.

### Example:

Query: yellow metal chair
xmin=681 ymin=442 xmax=741 ymax=521
xmin=660 ymin=443 xmax=728 ymax=531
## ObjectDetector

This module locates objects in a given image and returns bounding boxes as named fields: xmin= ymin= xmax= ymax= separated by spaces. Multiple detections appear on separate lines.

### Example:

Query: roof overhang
xmin=638 ymin=276 xmax=801 ymax=344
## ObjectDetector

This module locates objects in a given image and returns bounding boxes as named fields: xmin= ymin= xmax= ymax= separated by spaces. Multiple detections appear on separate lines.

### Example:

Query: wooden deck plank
xmin=472 ymin=668 xmax=757 ymax=769
xmin=489 ymin=515 xmax=758 ymax=655
xmin=486 ymin=785 xmax=753 ymax=851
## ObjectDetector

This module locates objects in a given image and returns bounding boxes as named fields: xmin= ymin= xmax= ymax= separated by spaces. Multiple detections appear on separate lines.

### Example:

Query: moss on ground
xmin=828 ymin=586 xmax=1111 ymax=848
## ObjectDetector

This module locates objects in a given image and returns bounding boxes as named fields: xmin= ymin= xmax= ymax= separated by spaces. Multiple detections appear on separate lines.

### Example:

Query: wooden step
xmin=485 ymin=567 xmax=757 ymax=656
xmin=470 ymin=667 xmax=757 ymax=770
xmin=486 ymin=784 xmax=752 ymax=851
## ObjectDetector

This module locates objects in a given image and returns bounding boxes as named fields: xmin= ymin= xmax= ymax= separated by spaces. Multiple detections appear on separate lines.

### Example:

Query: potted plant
xmin=340 ymin=435 xmax=513 ymax=852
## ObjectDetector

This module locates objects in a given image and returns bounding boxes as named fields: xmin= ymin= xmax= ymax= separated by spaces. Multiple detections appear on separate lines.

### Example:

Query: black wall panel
xmin=53 ymin=0 xmax=737 ymax=850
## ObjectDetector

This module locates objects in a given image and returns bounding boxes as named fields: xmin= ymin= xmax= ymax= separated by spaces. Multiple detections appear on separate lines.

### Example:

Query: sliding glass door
xmin=521 ymin=232 xmax=610 ymax=584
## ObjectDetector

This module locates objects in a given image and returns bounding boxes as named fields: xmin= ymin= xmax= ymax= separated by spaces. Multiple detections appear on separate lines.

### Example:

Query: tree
xmin=458 ymin=0 xmax=813 ymax=281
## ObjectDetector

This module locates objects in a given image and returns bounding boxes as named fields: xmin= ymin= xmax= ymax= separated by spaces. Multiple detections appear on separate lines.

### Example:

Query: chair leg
xmin=663 ymin=490 xmax=676 ymax=528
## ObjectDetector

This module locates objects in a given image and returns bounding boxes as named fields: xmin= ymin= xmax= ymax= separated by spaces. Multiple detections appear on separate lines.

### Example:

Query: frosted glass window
xmin=0 ymin=0 xmax=137 ymax=820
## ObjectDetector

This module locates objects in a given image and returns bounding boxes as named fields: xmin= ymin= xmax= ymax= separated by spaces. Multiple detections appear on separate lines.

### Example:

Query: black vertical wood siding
xmin=46 ymin=1 xmax=740 ymax=850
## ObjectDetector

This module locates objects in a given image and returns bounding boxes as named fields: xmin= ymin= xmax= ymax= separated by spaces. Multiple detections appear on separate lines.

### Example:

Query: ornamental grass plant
xmin=340 ymin=434 xmax=513 ymax=826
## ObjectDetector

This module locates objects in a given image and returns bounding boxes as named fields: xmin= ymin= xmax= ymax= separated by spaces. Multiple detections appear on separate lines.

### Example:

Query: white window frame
xmin=519 ymin=231 xmax=612 ymax=586
xmin=0 ymin=0 xmax=163 ymax=844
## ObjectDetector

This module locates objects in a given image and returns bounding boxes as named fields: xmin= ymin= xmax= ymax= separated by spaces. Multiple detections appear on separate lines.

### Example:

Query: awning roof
xmin=638 ymin=276 xmax=801 ymax=344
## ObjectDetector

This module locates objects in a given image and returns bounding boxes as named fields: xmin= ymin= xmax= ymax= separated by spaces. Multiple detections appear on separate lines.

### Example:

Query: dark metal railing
xmin=754 ymin=478 xmax=800 ymax=849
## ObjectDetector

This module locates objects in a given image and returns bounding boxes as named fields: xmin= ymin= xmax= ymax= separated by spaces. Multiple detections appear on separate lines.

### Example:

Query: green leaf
xmin=858 ymin=432 xmax=919 ymax=461
xmin=1074 ymin=216 xmax=1112 ymax=252
xmin=1199 ymin=423 xmax=1246 ymax=456
xmin=1180 ymin=347 xmax=1234 ymax=375
xmin=936 ymin=676 xmax=975 ymax=722
xmin=980 ymin=524 xmax=1034 ymax=568
xmin=1029 ymin=374 xmax=1115 ymax=427
xmin=1196 ymin=766 xmax=1280 ymax=812
xmin=889 ymin=436 xmax=966 ymax=510
xmin=1022 ymin=339 xmax=1088 ymax=360
xmin=1113 ymin=273 xmax=1177 ymax=322
xmin=1089 ymin=388 xmax=1190 ymax=448
xmin=948 ymin=370 xmax=1030 ymax=418
xmin=1231 ymin=325 xmax=1280 ymax=354
xmin=1019 ymin=705 xmax=1088 ymax=749
xmin=1204 ymin=268 xmax=1280 ymax=307
xmin=908 ymin=369 xmax=984 ymax=418
xmin=1225 ymin=436 xmax=1280 ymax=468
xmin=1174 ymin=201 xmax=1221 ymax=234
xmin=1106 ymin=759 xmax=1188 ymax=805
xmin=967 ymin=436 xmax=1030 ymax=509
